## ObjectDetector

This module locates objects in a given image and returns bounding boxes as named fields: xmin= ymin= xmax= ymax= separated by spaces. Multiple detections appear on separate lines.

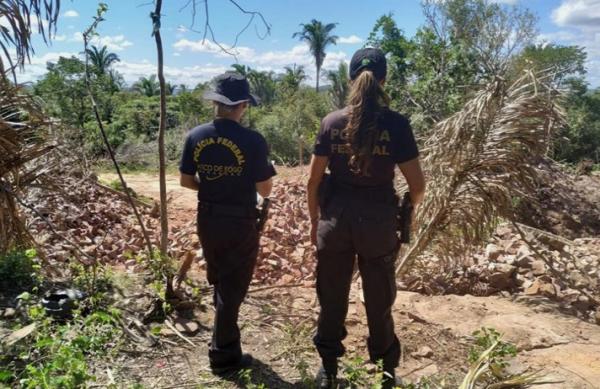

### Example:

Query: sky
xmin=4 ymin=0 xmax=600 ymax=87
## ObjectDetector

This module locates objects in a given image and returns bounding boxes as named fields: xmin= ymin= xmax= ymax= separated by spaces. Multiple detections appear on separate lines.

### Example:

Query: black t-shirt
xmin=313 ymin=107 xmax=419 ymax=187
xmin=180 ymin=118 xmax=276 ymax=206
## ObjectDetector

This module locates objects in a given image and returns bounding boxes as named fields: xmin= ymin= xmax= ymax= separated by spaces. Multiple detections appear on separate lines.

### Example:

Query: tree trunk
xmin=316 ymin=65 xmax=320 ymax=92
xmin=153 ymin=0 xmax=169 ymax=257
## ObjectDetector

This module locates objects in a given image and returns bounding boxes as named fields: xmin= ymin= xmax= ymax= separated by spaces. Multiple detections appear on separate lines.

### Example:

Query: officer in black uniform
xmin=307 ymin=48 xmax=426 ymax=388
xmin=179 ymin=72 xmax=276 ymax=374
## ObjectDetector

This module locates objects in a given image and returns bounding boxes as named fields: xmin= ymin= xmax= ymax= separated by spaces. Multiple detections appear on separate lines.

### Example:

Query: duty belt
xmin=198 ymin=202 xmax=259 ymax=219
xmin=330 ymin=181 xmax=396 ymax=204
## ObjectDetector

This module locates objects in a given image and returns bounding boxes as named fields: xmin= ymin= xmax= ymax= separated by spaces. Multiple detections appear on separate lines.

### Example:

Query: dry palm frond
xmin=397 ymin=71 xmax=564 ymax=275
xmin=459 ymin=340 xmax=548 ymax=389
xmin=0 ymin=0 xmax=60 ymax=81
xmin=0 ymin=78 xmax=55 ymax=253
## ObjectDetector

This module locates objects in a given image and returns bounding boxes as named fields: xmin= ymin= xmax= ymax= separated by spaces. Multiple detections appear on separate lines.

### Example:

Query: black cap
xmin=349 ymin=48 xmax=387 ymax=81
xmin=203 ymin=72 xmax=259 ymax=106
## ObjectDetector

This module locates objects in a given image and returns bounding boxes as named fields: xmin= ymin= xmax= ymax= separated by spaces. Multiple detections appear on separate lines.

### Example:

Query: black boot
xmin=210 ymin=353 xmax=254 ymax=376
xmin=381 ymin=367 xmax=403 ymax=389
xmin=315 ymin=358 xmax=337 ymax=389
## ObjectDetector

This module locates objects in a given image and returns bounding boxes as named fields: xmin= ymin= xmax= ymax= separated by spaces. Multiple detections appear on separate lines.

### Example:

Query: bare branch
xmin=178 ymin=0 xmax=271 ymax=59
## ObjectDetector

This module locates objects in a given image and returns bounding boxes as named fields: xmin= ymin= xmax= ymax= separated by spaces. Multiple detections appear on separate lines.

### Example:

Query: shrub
xmin=0 ymin=249 xmax=39 ymax=293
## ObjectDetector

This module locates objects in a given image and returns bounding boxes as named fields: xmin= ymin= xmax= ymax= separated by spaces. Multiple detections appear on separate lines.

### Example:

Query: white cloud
xmin=536 ymin=30 xmax=579 ymax=43
xmin=548 ymin=0 xmax=600 ymax=86
xmin=338 ymin=35 xmax=363 ymax=44
xmin=69 ymin=33 xmax=133 ymax=51
xmin=552 ymin=0 xmax=600 ymax=29
xmin=173 ymin=39 xmax=255 ymax=59
xmin=4 ymin=51 xmax=81 ymax=83
xmin=63 ymin=10 xmax=79 ymax=18
xmin=172 ymin=39 xmax=348 ymax=81
xmin=113 ymin=60 xmax=228 ymax=86
xmin=70 ymin=32 xmax=84 ymax=42
xmin=490 ymin=0 xmax=519 ymax=4
xmin=54 ymin=34 xmax=67 ymax=41
xmin=92 ymin=35 xmax=133 ymax=51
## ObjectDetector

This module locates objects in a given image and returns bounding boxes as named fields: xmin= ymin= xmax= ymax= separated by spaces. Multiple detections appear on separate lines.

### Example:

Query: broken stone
xmin=488 ymin=264 xmax=516 ymax=289
xmin=173 ymin=317 xmax=200 ymax=335
xmin=525 ymin=278 xmax=556 ymax=297
xmin=485 ymin=243 xmax=503 ymax=261
xmin=531 ymin=260 xmax=547 ymax=276
xmin=569 ymin=271 xmax=589 ymax=289
xmin=514 ymin=254 xmax=533 ymax=268
xmin=411 ymin=346 xmax=434 ymax=358
xmin=4 ymin=323 xmax=36 ymax=346
xmin=1 ymin=308 xmax=16 ymax=319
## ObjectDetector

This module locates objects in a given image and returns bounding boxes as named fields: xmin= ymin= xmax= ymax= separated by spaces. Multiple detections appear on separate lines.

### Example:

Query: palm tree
xmin=281 ymin=64 xmax=307 ymax=91
xmin=293 ymin=19 xmax=338 ymax=92
xmin=247 ymin=69 xmax=276 ymax=105
xmin=85 ymin=45 xmax=120 ymax=75
xmin=326 ymin=62 xmax=349 ymax=109
xmin=230 ymin=64 xmax=251 ymax=76
xmin=165 ymin=82 xmax=176 ymax=96
xmin=108 ymin=69 xmax=125 ymax=91
xmin=133 ymin=75 xmax=160 ymax=97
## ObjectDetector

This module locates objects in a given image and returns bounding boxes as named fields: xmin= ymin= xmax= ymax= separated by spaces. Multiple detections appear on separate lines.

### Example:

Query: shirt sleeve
xmin=254 ymin=134 xmax=277 ymax=182
xmin=179 ymin=134 xmax=197 ymax=175
xmin=313 ymin=118 xmax=331 ymax=156
xmin=392 ymin=116 xmax=420 ymax=163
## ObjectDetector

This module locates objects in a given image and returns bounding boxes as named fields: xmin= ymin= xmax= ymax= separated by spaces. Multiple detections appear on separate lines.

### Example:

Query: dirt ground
xmin=96 ymin=171 xmax=600 ymax=388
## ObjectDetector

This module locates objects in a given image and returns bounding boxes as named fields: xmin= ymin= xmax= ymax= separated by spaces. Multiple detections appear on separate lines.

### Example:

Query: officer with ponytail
xmin=307 ymin=48 xmax=426 ymax=388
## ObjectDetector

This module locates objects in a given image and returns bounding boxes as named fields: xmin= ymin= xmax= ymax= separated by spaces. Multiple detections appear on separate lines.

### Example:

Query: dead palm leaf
xmin=0 ymin=0 xmax=60 ymax=81
xmin=0 ymin=78 xmax=55 ymax=253
xmin=397 ymin=70 xmax=564 ymax=275
xmin=459 ymin=339 xmax=548 ymax=389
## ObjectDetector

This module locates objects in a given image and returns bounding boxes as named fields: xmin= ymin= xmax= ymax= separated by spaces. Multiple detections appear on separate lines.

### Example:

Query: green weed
xmin=468 ymin=327 xmax=517 ymax=368
xmin=238 ymin=368 xmax=267 ymax=389
xmin=0 ymin=249 xmax=41 ymax=293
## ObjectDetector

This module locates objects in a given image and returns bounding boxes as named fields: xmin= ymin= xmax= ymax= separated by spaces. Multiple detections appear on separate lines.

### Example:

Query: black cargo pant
xmin=197 ymin=209 xmax=258 ymax=368
xmin=314 ymin=196 xmax=401 ymax=371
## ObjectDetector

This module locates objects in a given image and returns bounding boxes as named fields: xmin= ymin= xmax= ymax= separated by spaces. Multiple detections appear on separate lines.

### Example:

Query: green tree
xmin=512 ymin=44 xmax=587 ymax=88
xmin=367 ymin=13 xmax=410 ymax=81
xmin=230 ymin=64 xmax=251 ymax=77
xmin=326 ymin=62 xmax=349 ymax=109
xmin=165 ymin=82 xmax=176 ymax=96
xmin=421 ymin=0 xmax=537 ymax=78
xmin=293 ymin=19 xmax=338 ymax=92
xmin=85 ymin=45 xmax=120 ymax=75
xmin=247 ymin=69 xmax=277 ymax=105
xmin=133 ymin=75 xmax=160 ymax=97
xmin=255 ymin=88 xmax=330 ymax=163
xmin=280 ymin=64 xmax=307 ymax=92
xmin=33 ymin=56 xmax=89 ymax=128
xmin=555 ymin=81 xmax=600 ymax=163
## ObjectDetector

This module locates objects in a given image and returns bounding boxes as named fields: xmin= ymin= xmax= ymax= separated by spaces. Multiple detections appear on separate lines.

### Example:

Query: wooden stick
xmin=152 ymin=0 xmax=170 ymax=257
xmin=92 ymin=181 xmax=153 ymax=209
xmin=82 ymin=11 xmax=154 ymax=259
xmin=164 ymin=320 xmax=196 ymax=347
xmin=248 ymin=283 xmax=304 ymax=294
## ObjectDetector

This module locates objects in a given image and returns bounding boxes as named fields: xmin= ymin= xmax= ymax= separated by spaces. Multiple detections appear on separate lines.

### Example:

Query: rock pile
xmin=405 ymin=223 xmax=599 ymax=322
xmin=23 ymin=172 xmax=599 ymax=322
xmin=26 ymin=177 xmax=161 ymax=268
